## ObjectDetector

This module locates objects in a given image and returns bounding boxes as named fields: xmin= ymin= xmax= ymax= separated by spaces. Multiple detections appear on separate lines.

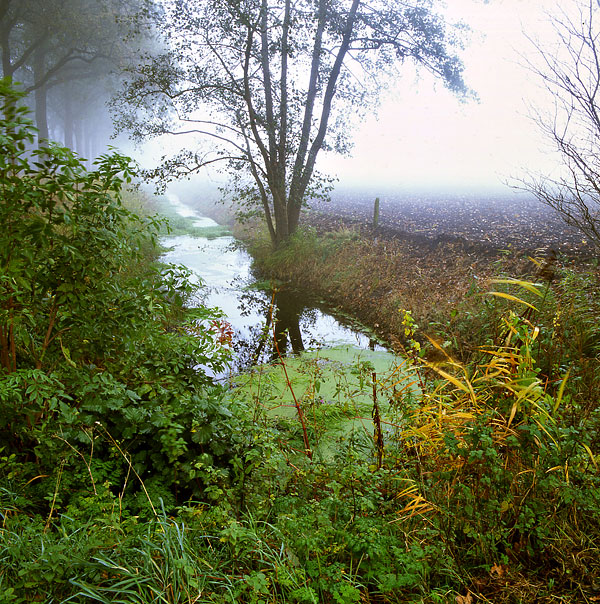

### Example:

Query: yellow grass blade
xmin=487 ymin=291 xmax=538 ymax=311
xmin=395 ymin=483 xmax=419 ymax=499
xmin=451 ymin=412 xmax=476 ymax=420
xmin=507 ymin=401 xmax=519 ymax=427
xmin=427 ymin=364 xmax=478 ymax=405
xmin=489 ymin=278 xmax=544 ymax=297
xmin=582 ymin=443 xmax=598 ymax=471
xmin=392 ymin=494 xmax=436 ymax=521
xmin=424 ymin=334 xmax=453 ymax=362
xmin=515 ymin=379 xmax=542 ymax=402
xmin=24 ymin=474 xmax=48 ymax=487
xmin=426 ymin=365 xmax=470 ymax=393
xmin=501 ymin=384 xmax=519 ymax=396
xmin=532 ymin=417 xmax=558 ymax=446
xmin=553 ymin=369 xmax=571 ymax=415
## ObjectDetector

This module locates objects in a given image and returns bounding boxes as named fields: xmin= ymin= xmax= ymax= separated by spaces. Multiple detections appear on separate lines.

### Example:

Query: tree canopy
xmin=0 ymin=0 xmax=158 ymax=152
xmin=118 ymin=0 xmax=469 ymax=246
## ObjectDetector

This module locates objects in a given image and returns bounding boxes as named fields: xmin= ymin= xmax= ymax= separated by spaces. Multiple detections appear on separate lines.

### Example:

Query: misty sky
xmin=318 ymin=0 xmax=563 ymax=192
xmin=135 ymin=0 xmax=566 ymax=195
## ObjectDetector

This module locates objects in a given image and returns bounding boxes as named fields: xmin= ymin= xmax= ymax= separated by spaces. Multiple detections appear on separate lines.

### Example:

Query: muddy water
xmin=160 ymin=196 xmax=388 ymax=372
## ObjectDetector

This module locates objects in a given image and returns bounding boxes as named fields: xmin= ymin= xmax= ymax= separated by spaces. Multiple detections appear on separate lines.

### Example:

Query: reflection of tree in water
xmin=272 ymin=289 xmax=305 ymax=357
xmin=231 ymin=286 xmax=319 ymax=371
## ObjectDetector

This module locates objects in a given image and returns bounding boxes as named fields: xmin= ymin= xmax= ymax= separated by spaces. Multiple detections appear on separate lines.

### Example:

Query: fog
xmin=6 ymin=0 xmax=570 ymax=199
xmin=314 ymin=0 xmax=565 ymax=194
xmin=125 ymin=0 xmax=564 ymax=200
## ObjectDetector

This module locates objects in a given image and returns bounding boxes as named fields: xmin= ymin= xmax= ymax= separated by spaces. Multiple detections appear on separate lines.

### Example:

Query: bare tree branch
xmin=521 ymin=0 xmax=600 ymax=248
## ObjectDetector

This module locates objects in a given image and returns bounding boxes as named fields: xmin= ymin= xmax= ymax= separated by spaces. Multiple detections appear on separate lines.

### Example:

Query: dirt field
xmin=308 ymin=189 xmax=595 ymax=258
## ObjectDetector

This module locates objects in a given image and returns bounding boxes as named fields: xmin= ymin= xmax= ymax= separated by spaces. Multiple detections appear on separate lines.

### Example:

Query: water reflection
xmin=161 ymin=226 xmax=383 ymax=374
xmin=227 ymin=284 xmax=382 ymax=373
xmin=199 ymin=288 xmax=389 ymax=381
xmin=230 ymin=286 xmax=308 ymax=370
xmin=273 ymin=289 xmax=306 ymax=356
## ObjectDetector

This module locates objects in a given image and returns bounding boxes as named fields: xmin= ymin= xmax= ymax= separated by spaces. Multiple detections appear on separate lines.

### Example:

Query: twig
xmin=53 ymin=432 xmax=97 ymax=495
xmin=45 ymin=460 xmax=65 ymax=532
xmin=270 ymin=290 xmax=312 ymax=460
xmin=96 ymin=422 xmax=158 ymax=519
xmin=372 ymin=372 xmax=384 ymax=469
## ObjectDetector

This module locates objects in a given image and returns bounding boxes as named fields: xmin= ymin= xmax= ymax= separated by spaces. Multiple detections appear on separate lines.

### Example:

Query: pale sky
xmin=320 ymin=0 xmax=562 ymax=192
xmin=134 ymin=0 xmax=567 ymax=195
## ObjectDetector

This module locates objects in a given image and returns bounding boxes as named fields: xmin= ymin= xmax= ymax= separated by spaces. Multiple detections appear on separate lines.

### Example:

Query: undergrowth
xmin=2 ymin=97 xmax=599 ymax=604
xmin=3 ymin=272 xmax=600 ymax=602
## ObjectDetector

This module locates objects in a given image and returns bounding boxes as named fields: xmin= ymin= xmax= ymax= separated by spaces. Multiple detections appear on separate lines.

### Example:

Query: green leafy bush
xmin=0 ymin=81 xmax=233 ymax=517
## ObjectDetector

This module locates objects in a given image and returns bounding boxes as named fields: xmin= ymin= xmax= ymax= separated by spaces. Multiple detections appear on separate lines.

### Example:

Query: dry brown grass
xmin=243 ymin=220 xmax=539 ymax=354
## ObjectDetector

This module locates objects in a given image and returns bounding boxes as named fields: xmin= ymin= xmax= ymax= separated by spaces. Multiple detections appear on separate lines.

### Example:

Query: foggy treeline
xmin=0 ymin=0 xmax=158 ymax=161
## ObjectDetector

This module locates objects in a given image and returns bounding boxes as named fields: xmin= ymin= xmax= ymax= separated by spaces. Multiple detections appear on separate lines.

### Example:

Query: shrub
xmin=0 ymin=82 xmax=233 ymax=517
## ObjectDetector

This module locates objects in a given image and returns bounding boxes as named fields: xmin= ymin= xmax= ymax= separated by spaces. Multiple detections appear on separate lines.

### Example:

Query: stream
xmin=160 ymin=195 xmax=389 ymax=374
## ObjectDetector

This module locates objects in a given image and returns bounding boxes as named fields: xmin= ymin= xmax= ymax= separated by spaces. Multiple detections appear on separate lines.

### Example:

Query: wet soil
xmin=308 ymin=190 xmax=596 ymax=259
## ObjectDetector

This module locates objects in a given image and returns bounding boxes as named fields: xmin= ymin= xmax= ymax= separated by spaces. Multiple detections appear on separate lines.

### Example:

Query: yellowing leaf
xmin=431 ymin=368 xmax=470 ymax=393
xmin=489 ymin=278 xmax=543 ymax=297
xmin=490 ymin=563 xmax=505 ymax=576
xmin=507 ymin=401 xmax=519 ymax=427
xmin=553 ymin=369 xmax=570 ymax=415
xmin=582 ymin=443 xmax=598 ymax=471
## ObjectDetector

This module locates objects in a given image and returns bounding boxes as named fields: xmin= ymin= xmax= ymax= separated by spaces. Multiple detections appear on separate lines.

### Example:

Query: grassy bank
xmin=243 ymin=221 xmax=600 ymax=409
xmin=243 ymin=224 xmax=500 ymax=352
xmin=243 ymin=223 xmax=596 ymax=356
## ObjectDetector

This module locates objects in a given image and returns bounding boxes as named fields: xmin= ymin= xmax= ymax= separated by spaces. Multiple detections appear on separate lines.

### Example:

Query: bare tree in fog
xmin=523 ymin=0 xmax=600 ymax=248
xmin=116 ymin=0 xmax=470 ymax=247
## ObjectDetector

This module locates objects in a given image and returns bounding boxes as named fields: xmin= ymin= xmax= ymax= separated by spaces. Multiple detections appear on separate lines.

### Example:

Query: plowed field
xmin=309 ymin=190 xmax=594 ymax=257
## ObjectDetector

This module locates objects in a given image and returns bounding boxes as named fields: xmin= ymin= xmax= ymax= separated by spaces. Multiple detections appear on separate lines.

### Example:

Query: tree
xmin=118 ymin=0 xmax=469 ymax=247
xmin=523 ymin=0 xmax=600 ymax=248
xmin=0 ymin=0 xmax=158 ymax=150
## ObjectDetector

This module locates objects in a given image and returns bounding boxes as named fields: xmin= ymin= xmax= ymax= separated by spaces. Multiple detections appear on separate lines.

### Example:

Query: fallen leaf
xmin=490 ymin=563 xmax=505 ymax=577
xmin=455 ymin=593 xmax=474 ymax=604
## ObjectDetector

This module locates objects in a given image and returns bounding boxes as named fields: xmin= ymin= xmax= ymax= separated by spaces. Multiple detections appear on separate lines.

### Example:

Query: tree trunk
xmin=273 ymin=195 xmax=289 ymax=246
xmin=1 ymin=27 xmax=12 ymax=80
xmin=287 ymin=192 xmax=303 ymax=236
xmin=74 ymin=117 xmax=83 ymax=157
xmin=87 ymin=123 xmax=94 ymax=163
xmin=33 ymin=47 xmax=49 ymax=147
xmin=63 ymin=84 xmax=73 ymax=148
